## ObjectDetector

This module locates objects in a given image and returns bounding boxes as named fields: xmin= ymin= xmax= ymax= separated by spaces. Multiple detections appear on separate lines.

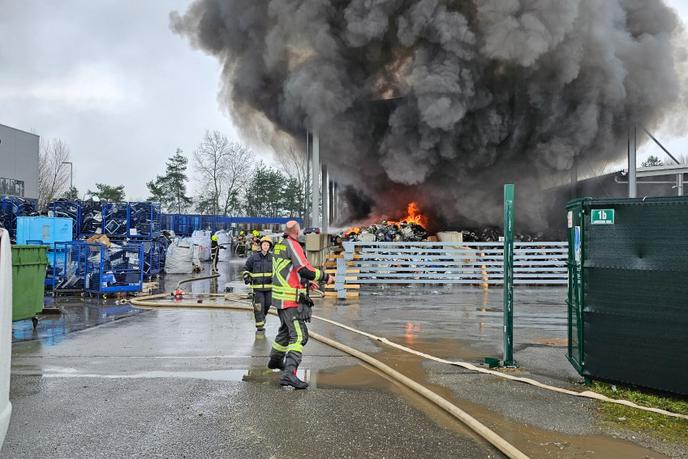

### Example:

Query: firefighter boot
xmin=267 ymin=354 xmax=285 ymax=371
xmin=279 ymin=370 xmax=309 ymax=389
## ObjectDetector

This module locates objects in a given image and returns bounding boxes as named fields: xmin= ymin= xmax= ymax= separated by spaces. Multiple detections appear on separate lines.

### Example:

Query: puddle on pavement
xmin=12 ymin=299 xmax=144 ymax=345
xmin=12 ymin=260 xmax=249 ymax=346
xmin=388 ymin=336 xmax=490 ymax=361
xmin=317 ymin=346 xmax=668 ymax=458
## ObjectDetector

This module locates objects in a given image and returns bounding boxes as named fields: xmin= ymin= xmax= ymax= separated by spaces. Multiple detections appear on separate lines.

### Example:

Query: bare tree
xmin=193 ymin=131 xmax=253 ymax=216
xmin=281 ymin=143 xmax=309 ymax=218
xmin=38 ymin=138 xmax=71 ymax=210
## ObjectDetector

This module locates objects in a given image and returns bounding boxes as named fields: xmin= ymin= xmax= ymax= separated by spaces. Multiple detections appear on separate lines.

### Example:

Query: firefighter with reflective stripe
xmin=267 ymin=220 xmax=335 ymax=389
xmin=251 ymin=229 xmax=261 ymax=252
xmin=243 ymin=236 xmax=273 ymax=331
xmin=211 ymin=234 xmax=220 ymax=272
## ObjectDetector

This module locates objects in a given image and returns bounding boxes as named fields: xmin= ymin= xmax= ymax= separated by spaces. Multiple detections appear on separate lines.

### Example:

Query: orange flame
xmin=342 ymin=202 xmax=428 ymax=236
xmin=344 ymin=226 xmax=361 ymax=237
xmin=389 ymin=202 xmax=428 ymax=229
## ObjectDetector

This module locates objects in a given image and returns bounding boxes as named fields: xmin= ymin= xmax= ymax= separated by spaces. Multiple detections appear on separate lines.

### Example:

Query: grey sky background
xmin=1 ymin=0 xmax=688 ymax=200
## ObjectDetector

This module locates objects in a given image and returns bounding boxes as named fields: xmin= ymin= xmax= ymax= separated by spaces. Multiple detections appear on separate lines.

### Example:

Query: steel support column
xmin=305 ymin=130 xmax=311 ymax=227
xmin=321 ymin=164 xmax=328 ymax=233
xmin=629 ymin=126 xmax=637 ymax=198
xmin=503 ymin=184 xmax=515 ymax=367
xmin=678 ymin=174 xmax=684 ymax=197
xmin=311 ymin=130 xmax=320 ymax=229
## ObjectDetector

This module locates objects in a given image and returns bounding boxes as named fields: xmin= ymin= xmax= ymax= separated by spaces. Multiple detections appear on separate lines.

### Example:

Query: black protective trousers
xmin=269 ymin=307 xmax=309 ymax=373
xmin=252 ymin=290 xmax=272 ymax=328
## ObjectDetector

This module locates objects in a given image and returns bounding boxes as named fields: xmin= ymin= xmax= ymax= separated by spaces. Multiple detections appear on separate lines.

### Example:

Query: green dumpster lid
xmin=566 ymin=195 xmax=688 ymax=210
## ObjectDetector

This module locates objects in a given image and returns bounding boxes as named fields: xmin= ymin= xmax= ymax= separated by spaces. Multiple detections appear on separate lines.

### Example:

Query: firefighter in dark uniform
xmin=267 ymin=220 xmax=335 ymax=389
xmin=210 ymin=233 xmax=220 ymax=272
xmin=243 ymin=236 xmax=274 ymax=331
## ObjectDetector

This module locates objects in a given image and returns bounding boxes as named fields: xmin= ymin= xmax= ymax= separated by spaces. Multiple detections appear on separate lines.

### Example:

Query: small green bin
xmin=11 ymin=245 xmax=48 ymax=321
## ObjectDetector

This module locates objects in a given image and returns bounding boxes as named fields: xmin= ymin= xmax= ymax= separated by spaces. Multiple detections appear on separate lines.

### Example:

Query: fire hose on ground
xmin=130 ymin=276 xmax=688 ymax=457
xmin=131 ymin=290 xmax=527 ymax=458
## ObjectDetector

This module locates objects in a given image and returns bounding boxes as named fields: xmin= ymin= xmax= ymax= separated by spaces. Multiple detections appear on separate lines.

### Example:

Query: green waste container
xmin=566 ymin=196 xmax=688 ymax=394
xmin=11 ymin=245 xmax=48 ymax=321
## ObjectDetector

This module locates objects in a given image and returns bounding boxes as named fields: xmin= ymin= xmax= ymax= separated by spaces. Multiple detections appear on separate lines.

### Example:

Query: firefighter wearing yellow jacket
xmin=267 ymin=221 xmax=335 ymax=389
xmin=243 ymin=236 xmax=274 ymax=331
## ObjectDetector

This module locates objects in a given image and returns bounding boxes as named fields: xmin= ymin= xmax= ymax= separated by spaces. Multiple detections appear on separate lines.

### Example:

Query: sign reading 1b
xmin=591 ymin=209 xmax=615 ymax=225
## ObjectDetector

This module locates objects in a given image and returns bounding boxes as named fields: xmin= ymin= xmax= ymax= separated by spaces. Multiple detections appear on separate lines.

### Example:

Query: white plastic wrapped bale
xmin=0 ymin=229 xmax=12 ymax=447
xmin=191 ymin=230 xmax=212 ymax=261
xmin=190 ymin=239 xmax=201 ymax=269
xmin=216 ymin=230 xmax=232 ymax=262
xmin=165 ymin=238 xmax=196 ymax=274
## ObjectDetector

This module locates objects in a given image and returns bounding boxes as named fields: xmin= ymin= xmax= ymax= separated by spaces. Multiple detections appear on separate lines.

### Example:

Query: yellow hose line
xmin=130 ymin=294 xmax=527 ymax=459
xmin=130 ymin=294 xmax=688 ymax=422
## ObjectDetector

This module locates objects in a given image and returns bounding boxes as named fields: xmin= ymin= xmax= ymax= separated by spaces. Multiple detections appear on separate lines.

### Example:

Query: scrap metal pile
xmin=49 ymin=199 xmax=161 ymax=239
xmin=48 ymin=199 xmax=167 ymax=280
xmin=52 ymin=239 xmax=145 ymax=295
xmin=0 ymin=196 xmax=38 ymax=241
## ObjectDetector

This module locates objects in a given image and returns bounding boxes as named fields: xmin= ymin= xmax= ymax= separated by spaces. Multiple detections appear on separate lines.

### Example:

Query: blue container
xmin=16 ymin=217 xmax=73 ymax=245
xmin=16 ymin=217 xmax=73 ymax=286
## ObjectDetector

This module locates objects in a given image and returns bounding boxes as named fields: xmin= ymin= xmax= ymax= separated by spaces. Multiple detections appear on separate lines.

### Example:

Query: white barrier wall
xmin=337 ymin=241 xmax=568 ymax=295
xmin=0 ymin=229 xmax=13 ymax=447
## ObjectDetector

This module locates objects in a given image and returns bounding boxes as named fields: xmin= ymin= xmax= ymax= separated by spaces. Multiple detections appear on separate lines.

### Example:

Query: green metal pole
xmin=503 ymin=184 xmax=515 ymax=366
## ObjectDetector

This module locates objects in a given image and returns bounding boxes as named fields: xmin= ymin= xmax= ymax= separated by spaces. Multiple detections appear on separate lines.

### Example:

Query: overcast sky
xmin=1 ymin=0 xmax=688 ymax=200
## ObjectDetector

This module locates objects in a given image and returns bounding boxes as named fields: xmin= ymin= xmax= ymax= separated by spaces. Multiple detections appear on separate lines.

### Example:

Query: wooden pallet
xmin=322 ymin=251 xmax=359 ymax=299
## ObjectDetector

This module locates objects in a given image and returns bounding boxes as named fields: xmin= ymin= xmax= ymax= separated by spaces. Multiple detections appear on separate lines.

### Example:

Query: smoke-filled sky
xmin=172 ymin=0 xmax=688 ymax=228
xmin=1 ymin=1 xmax=687 ymax=224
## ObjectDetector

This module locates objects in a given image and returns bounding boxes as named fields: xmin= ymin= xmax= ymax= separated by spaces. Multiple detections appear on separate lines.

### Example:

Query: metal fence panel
xmin=336 ymin=241 xmax=567 ymax=296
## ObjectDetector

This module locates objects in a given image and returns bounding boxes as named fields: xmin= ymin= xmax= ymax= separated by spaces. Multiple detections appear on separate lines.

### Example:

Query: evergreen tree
xmin=62 ymin=186 xmax=79 ymax=200
xmin=282 ymin=176 xmax=305 ymax=218
xmin=244 ymin=164 xmax=287 ymax=217
xmin=146 ymin=149 xmax=192 ymax=213
xmin=87 ymin=183 xmax=126 ymax=202
xmin=641 ymin=155 xmax=663 ymax=167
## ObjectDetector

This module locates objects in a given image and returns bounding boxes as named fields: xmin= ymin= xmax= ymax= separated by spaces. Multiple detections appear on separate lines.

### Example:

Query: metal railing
xmin=336 ymin=241 xmax=567 ymax=295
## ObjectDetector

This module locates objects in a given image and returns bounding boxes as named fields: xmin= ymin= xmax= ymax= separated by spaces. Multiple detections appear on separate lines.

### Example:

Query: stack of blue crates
xmin=48 ymin=199 xmax=164 ymax=283
xmin=160 ymin=213 xmax=304 ymax=236
xmin=49 ymin=200 xmax=162 ymax=239
xmin=52 ymin=241 xmax=144 ymax=295
xmin=0 ymin=196 xmax=38 ymax=241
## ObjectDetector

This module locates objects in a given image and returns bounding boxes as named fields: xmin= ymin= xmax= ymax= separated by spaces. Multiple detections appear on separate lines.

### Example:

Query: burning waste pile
xmin=342 ymin=202 xmax=428 ymax=242
xmin=461 ymin=227 xmax=545 ymax=243
xmin=341 ymin=202 xmax=545 ymax=243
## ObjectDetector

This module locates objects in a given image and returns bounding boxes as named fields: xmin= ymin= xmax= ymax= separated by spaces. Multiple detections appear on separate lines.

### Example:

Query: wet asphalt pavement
xmin=5 ymin=308 xmax=494 ymax=458
xmin=3 ymin=258 xmax=683 ymax=458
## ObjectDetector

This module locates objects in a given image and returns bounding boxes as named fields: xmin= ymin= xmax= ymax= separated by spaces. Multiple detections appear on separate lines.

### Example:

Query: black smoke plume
xmin=171 ymin=0 xmax=685 ymax=231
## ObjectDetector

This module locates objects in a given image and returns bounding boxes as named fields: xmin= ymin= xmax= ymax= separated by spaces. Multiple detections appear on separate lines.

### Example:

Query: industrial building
xmin=0 ymin=124 xmax=39 ymax=199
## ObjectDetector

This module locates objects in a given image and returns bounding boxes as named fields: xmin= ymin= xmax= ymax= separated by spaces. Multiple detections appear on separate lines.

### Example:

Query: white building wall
xmin=0 ymin=124 xmax=40 ymax=199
